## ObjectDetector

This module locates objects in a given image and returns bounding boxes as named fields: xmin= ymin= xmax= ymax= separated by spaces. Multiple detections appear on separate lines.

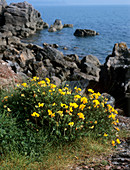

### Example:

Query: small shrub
xmin=0 ymin=77 xmax=120 ymax=156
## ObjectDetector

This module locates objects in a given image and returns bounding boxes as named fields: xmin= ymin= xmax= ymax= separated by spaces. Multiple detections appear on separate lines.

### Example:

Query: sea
xmin=22 ymin=5 xmax=130 ymax=64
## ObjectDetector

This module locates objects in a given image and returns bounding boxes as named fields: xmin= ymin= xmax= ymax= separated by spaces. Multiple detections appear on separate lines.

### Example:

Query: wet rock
xmin=43 ymin=42 xmax=59 ymax=48
xmin=63 ymin=24 xmax=73 ymax=28
xmin=74 ymin=29 xmax=99 ymax=37
xmin=48 ymin=19 xmax=63 ymax=32
xmin=48 ymin=25 xmax=57 ymax=32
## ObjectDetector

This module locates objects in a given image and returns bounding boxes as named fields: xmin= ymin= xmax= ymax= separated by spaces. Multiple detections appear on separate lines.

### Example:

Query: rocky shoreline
xmin=0 ymin=0 xmax=130 ymax=116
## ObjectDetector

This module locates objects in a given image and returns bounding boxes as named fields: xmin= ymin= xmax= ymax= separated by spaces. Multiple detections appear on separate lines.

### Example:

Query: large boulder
xmin=100 ymin=42 xmax=130 ymax=116
xmin=0 ymin=1 xmax=48 ymax=37
xmin=74 ymin=29 xmax=99 ymax=37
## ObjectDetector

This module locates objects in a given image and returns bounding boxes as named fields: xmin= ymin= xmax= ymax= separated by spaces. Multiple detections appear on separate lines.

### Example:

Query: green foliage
xmin=0 ymin=77 xmax=120 ymax=157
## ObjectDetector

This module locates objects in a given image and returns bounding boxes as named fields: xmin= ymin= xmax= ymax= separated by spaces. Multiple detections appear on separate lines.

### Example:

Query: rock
xmin=48 ymin=25 xmax=57 ymax=32
xmin=74 ymin=29 xmax=99 ymax=37
xmin=43 ymin=42 xmax=59 ymax=48
xmin=0 ymin=1 xmax=48 ymax=38
xmin=0 ymin=0 xmax=7 ymax=26
xmin=48 ymin=19 xmax=63 ymax=32
xmin=51 ymin=76 xmax=61 ymax=86
xmin=63 ymin=24 xmax=73 ymax=28
xmin=63 ymin=47 xmax=68 ymax=50
xmin=53 ymin=19 xmax=63 ymax=30
xmin=80 ymin=55 xmax=101 ymax=82
xmin=62 ymin=79 xmax=89 ymax=95
xmin=100 ymin=42 xmax=130 ymax=116
xmin=101 ymin=93 xmax=115 ymax=107
xmin=0 ymin=59 xmax=21 ymax=88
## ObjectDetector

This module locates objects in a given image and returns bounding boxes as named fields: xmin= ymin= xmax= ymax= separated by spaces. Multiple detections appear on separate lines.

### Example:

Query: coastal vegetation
xmin=0 ymin=76 xmax=122 ymax=169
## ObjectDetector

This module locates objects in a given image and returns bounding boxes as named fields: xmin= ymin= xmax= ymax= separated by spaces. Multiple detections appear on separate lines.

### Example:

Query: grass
xmin=0 ymin=136 xmax=113 ymax=169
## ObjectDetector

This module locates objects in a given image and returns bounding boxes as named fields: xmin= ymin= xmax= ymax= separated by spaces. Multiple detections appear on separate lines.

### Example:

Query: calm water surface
xmin=22 ymin=5 xmax=130 ymax=63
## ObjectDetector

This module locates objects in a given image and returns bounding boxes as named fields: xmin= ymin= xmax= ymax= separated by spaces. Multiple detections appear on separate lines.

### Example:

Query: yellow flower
xmin=52 ymin=103 xmax=56 ymax=106
xmin=50 ymin=84 xmax=56 ymax=89
xmin=68 ymin=122 xmax=74 ymax=127
xmin=101 ymin=102 xmax=105 ymax=107
xmin=49 ymin=90 xmax=52 ymax=92
xmin=48 ymin=110 xmax=52 ymax=115
xmin=7 ymin=108 xmax=11 ymax=112
xmin=31 ymin=112 xmax=40 ymax=117
xmin=104 ymin=133 xmax=108 ymax=137
xmin=57 ymin=111 xmax=64 ymax=117
xmin=94 ymin=121 xmax=97 ymax=124
xmin=69 ymin=107 xmax=73 ymax=112
xmin=38 ymin=103 xmax=44 ymax=107
xmin=4 ymin=96 xmax=8 ymax=99
xmin=114 ymin=127 xmax=120 ymax=131
xmin=21 ymin=94 xmax=25 ymax=97
xmin=89 ymin=126 xmax=94 ymax=129
xmin=16 ymin=84 xmax=20 ymax=87
xmin=112 ymin=121 xmax=117 ymax=126
xmin=81 ymin=97 xmax=88 ymax=104
xmin=93 ymin=100 xmax=100 ymax=107
xmin=61 ymin=92 xmax=66 ymax=95
xmin=76 ymin=88 xmax=81 ymax=92
xmin=38 ymin=80 xmax=46 ymax=86
xmin=51 ymin=113 xmax=55 ymax=118
xmin=116 ymin=119 xmax=119 ymax=123
xmin=88 ymin=89 xmax=94 ymax=93
xmin=112 ymin=140 xmax=115 ymax=146
xmin=31 ymin=76 xmax=39 ymax=81
xmin=69 ymin=103 xmax=78 ymax=108
xmin=61 ymin=103 xmax=68 ymax=109
xmin=3 ymin=105 xmax=7 ymax=108
xmin=88 ymin=106 xmax=91 ymax=109
xmin=45 ymin=78 xmax=50 ymax=83
xmin=116 ymin=138 xmax=121 ymax=144
xmin=108 ymin=113 xmax=116 ymax=120
xmin=77 ymin=112 xmax=85 ymax=120
xmin=21 ymin=83 xmax=28 ymax=87
xmin=74 ymin=95 xmax=81 ymax=99
xmin=114 ymin=110 xmax=118 ymax=114
xmin=66 ymin=91 xmax=71 ymax=95
xmin=79 ymin=104 xmax=86 ymax=111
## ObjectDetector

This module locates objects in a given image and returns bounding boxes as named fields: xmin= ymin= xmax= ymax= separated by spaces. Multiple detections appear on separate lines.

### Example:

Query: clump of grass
xmin=0 ymin=76 xmax=121 ymax=158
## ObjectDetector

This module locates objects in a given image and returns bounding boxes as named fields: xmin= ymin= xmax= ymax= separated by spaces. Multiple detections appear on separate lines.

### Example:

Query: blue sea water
xmin=22 ymin=5 xmax=130 ymax=63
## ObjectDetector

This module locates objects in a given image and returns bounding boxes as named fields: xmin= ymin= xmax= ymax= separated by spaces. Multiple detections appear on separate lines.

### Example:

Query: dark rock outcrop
xmin=0 ymin=33 xmax=101 ymax=88
xmin=0 ymin=1 xmax=48 ymax=38
xmin=63 ymin=24 xmax=73 ymax=28
xmin=100 ymin=42 xmax=130 ymax=116
xmin=74 ymin=29 xmax=99 ymax=37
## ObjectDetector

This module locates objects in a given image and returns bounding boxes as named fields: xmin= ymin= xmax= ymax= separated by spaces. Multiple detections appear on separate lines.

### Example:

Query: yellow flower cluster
xmin=77 ymin=112 xmax=85 ymax=120
xmin=112 ymin=138 xmax=121 ymax=146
